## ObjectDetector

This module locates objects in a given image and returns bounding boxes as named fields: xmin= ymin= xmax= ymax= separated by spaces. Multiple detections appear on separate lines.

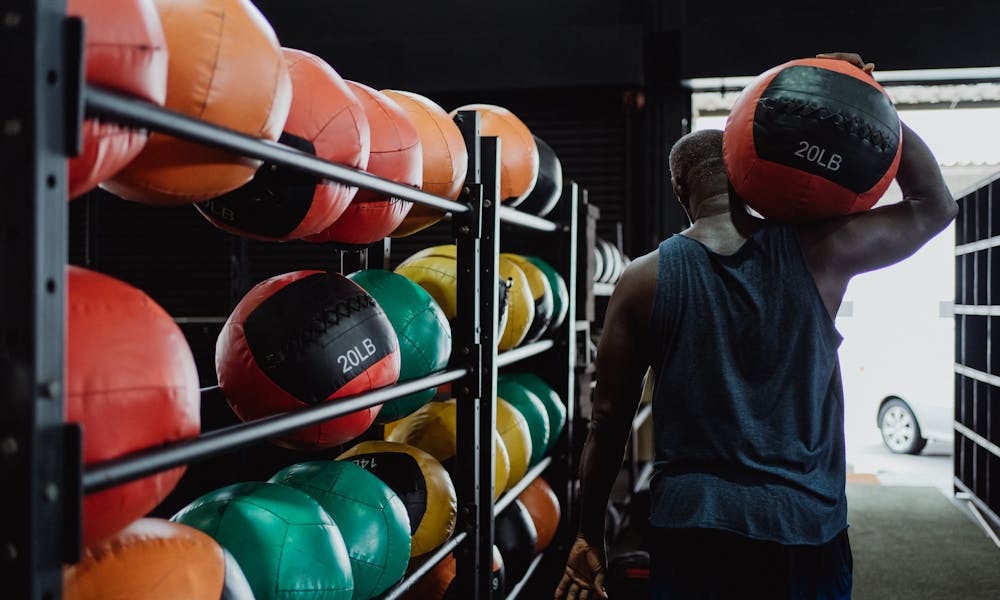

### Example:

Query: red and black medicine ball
xmin=217 ymin=271 xmax=401 ymax=449
xmin=195 ymin=48 xmax=370 ymax=241
xmin=724 ymin=57 xmax=901 ymax=222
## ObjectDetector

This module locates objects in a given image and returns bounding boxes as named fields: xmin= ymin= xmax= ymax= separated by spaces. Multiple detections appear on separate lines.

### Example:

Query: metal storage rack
xmin=954 ymin=173 xmax=1000 ymax=541
xmin=1 ymin=2 xmax=581 ymax=597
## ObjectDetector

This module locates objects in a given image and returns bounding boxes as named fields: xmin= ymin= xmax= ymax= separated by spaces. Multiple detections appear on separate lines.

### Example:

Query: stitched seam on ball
xmin=278 ymin=294 xmax=378 ymax=356
xmin=196 ymin=4 xmax=227 ymax=121
xmin=756 ymin=97 xmax=895 ymax=152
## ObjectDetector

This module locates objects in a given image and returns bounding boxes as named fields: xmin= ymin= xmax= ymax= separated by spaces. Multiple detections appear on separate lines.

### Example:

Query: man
xmin=555 ymin=53 xmax=956 ymax=600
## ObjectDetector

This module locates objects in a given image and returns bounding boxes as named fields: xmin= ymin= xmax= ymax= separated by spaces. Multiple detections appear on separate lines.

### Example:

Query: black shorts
xmin=649 ymin=527 xmax=852 ymax=600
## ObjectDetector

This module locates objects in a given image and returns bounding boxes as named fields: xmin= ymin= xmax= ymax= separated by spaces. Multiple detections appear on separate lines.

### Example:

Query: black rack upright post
xmin=1 ymin=1 xmax=79 ymax=597
xmin=453 ymin=111 xmax=501 ymax=599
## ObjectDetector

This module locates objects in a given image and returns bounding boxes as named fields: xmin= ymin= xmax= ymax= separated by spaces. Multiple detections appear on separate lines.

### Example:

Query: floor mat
xmin=847 ymin=483 xmax=1000 ymax=599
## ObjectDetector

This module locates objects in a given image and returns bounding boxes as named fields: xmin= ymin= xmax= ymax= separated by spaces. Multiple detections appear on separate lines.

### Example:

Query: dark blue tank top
xmin=648 ymin=224 xmax=847 ymax=545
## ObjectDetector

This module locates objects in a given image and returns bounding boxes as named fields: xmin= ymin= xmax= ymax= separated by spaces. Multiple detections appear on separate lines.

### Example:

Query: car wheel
xmin=878 ymin=398 xmax=928 ymax=455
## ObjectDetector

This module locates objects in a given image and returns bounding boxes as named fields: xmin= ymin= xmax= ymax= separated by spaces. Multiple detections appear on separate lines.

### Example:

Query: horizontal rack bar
xmin=954 ymin=421 xmax=1000 ymax=459
xmin=593 ymin=282 xmax=615 ymax=296
xmin=497 ymin=340 xmax=555 ymax=368
xmin=954 ymin=304 xmax=1000 ymax=316
xmin=506 ymin=552 xmax=546 ymax=600
xmin=495 ymin=456 xmax=553 ymax=516
xmin=954 ymin=478 xmax=1000 ymax=546
xmin=956 ymin=236 xmax=1000 ymax=256
xmin=83 ymin=368 xmax=467 ymax=493
xmin=84 ymin=86 xmax=468 ymax=214
xmin=498 ymin=205 xmax=559 ymax=232
xmin=376 ymin=531 xmax=469 ymax=600
xmin=955 ymin=363 xmax=1000 ymax=388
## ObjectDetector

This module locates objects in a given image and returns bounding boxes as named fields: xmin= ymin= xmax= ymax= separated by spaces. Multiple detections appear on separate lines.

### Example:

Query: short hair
xmin=668 ymin=129 xmax=726 ymax=188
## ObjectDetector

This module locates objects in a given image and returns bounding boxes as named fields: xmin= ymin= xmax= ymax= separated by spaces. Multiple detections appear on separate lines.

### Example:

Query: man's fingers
xmin=555 ymin=574 xmax=570 ymax=599
xmin=567 ymin=584 xmax=579 ymax=600
xmin=816 ymin=52 xmax=866 ymax=70
xmin=593 ymin=572 xmax=609 ymax=599
xmin=579 ymin=587 xmax=590 ymax=600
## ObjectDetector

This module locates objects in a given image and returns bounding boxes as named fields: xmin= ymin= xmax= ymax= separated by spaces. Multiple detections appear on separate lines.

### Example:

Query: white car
xmin=875 ymin=386 xmax=954 ymax=455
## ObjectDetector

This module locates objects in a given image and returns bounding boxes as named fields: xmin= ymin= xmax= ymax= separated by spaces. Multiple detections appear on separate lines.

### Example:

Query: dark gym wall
xmin=675 ymin=0 xmax=1000 ymax=78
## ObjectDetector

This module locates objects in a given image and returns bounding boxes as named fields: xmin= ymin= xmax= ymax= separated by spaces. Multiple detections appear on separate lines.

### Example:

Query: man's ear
xmin=671 ymin=174 xmax=684 ymax=200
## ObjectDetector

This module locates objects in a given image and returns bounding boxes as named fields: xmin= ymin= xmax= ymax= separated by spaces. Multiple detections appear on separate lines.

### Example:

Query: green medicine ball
xmin=171 ymin=481 xmax=353 ymax=600
xmin=270 ymin=461 xmax=412 ymax=600
xmin=524 ymin=256 xmax=569 ymax=334
xmin=348 ymin=269 xmax=451 ymax=423
xmin=501 ymin=372 xmax=566 ymax=455
xmin=497 ymin=379 xmax=550 ymax=466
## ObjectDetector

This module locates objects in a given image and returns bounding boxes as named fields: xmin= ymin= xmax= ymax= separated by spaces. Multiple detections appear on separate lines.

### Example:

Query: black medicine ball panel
xmin=516 ymin=136 xmax=562 ymax=217
xmin=752 ymin=66 xmax=900 ymax=194
xmin=244 ymin=273 xmax=396 ymax=404
xmin=495 ymin=500 xmax=538 ymax=593
xmin=195 ymin=132 xmax=318 ymax=238
xmin=343 ymin=452 xmax=428 ymax=535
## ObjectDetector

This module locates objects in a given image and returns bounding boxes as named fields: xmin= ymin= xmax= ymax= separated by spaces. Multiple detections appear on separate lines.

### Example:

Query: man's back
xmin=649 ymin=225 xmax=847 ymax=545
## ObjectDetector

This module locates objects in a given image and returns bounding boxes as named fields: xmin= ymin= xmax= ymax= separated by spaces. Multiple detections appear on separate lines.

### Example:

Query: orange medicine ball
xmin=449 ymin=104 xmax=538 ymax=204
xmin=304 ymin=82 xmax=422 ymax=246
xmin=103 ymin=0 xmax=292 ymax=205
xmin=64 ymin=519 xmax=254 ymax=600
xmin=67 ymin=0 xmax=168 ymax=199
xmin=66 ymin=267 xmax=200 ymax=547
xmin=382 ymin=90 xmax=468 ymax=237
xmin=194 ymin=48 xmax=370 ymax=241
xmin=516 ymin=476 xmax=561 ymax=553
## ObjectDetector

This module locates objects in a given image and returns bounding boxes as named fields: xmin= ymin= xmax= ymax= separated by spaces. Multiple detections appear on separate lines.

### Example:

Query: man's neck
xmin=682 ymin=192 xmax=763 ymax=254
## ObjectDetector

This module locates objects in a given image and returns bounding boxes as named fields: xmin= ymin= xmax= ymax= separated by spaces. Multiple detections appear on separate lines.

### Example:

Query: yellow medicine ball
xmin=385 ymin=400 xmax=511 ymax=499
xmin=337 ymin=440 xmax=457 ymax=558
xmin=396 ymin=245 xmax=515 ymax=345
xmin=496 ymin=397 xmax=533 ymax=490
xmin=501 ymin=253 xmax=553 ymax=345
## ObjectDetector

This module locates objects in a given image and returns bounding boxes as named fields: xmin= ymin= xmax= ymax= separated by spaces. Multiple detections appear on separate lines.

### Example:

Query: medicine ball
xmin=338 ymin=441 xmax=457 ymax=558
xmin=402 ymin=545 xmax=505 ymax=600
xmin=67 ymin=266 xmax=200 ymax=547
xmin=216 ymin=270 xmax=400 ymax=449
xmin=64 ymin=519 xmax=253 ymax=600
xmin=499 ymin=373 xmax=566 ymax=454
xmin=496 ymin=380 xmax=549 ymax=467
xmin=502 ymin=253 xmax=553 ymax=345
xmin=449 ymin=104 xmax=538 ymax=204
xmin=496 ymin=256 xmax=534 ymax=350
xmin=196 ymin=48 xmax=369 ymax=241
xmin=67 ymin=0 xmax=167 ymax=199
xmin=394 ymin=245 xmax=511 ymax=343
xmin=305 ymin=82 xmax=420 ymax=246
xmin=523 ymin=256 xmax=569 ymax=334
xmin=592 ymin=245 xmax=605 ymax=282
xmin=348 ymin=269 xmax=451 ymax=423
xmin=516 ymin=136 xmax=563 ymax=217
xmin=516 ymin=477 xmax=560 ymax=554
xmin=270 ymin=461 xmax=411 ymax=599
xmin=496 ymin=398 xmax=533 ymax=489
xmin=172 ymin=482 xmax=353 ymax=600
xmin=104 ymin=0 xmax=292 ymax=205
xmin=385 ymin=400 xmax=511 ymax=500
xmin=495 ymin=500 xmax=538 ymax=593
xmin=724 ymin=57 xmax=902 ymax=221
xmin=606 ymin=551 xmax=650 ymax=598
xmin=383 ymin=90 xmax=468 ymax=237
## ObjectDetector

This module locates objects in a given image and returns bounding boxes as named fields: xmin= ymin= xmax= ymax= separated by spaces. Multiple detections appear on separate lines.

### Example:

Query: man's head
xmin=668 ymin=129 xmax=728 ymax=217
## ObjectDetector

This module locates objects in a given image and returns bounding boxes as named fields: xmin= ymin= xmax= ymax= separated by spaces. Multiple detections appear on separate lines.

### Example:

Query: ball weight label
xmin=337 ymin=338 xmax=378 ymax=373
xmin=794 ymin=140 xmax=842 ymax=172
